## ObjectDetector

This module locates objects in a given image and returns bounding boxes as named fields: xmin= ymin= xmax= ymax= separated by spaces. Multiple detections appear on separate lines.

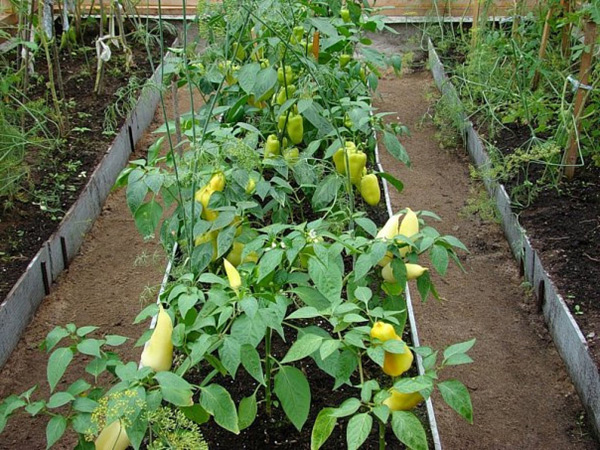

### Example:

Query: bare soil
xmin=376 ymin=70 xmax=598 ymax=449
xmin=0 ymin=84 xmax=196 ymax=450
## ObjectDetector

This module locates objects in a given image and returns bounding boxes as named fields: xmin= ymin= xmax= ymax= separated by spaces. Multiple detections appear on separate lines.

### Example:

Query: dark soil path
xmin=376 ymin=69 xmax=597 ymax=449
xmin=0 ymin=87 xmax=196 ymax=449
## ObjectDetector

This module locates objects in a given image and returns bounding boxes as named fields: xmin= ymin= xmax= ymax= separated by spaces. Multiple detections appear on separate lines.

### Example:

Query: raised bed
xmin=428 ymin=38 xmax=600 ymax=439
xmin=0 ymin=42 xmax=176 ymax=368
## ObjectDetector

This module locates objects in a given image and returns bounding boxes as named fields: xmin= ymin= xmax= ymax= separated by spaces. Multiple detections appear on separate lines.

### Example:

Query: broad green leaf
xmin=240 ymin=344 xmax=264 ymax=385
xmin=311 ymin=408 xmax=337 ymax=450
xmin=46 ymin=415 xmax=67 ymax=449
xmin=104 ymin=335 xmax=128 ymax=346
xmin=443 ymin=339 xmax=476 ymax=360
xmin=383 ymin=131 xmax=410 ymax=166
xmin=287 ymin=306 xmax=320 ymax=320
xmin=391 ymin=411 xmax=428 ymax=450
xmin=282 ymin=333 xmax=323 ymax=363
xmin=43 ymin=327 xmax=70 ymax=352
xmin=438 ymin=379 xmax=473 ymax=423
xmin=393 ymin=376 xmax=434 ymax=394
xmin=76 ymin=339 xmax=103 ymax=358
xmin=75 ymin=326 xmax=98 ymax=337
xmin=134 ymin=200 xmax=163 ymax=238
xmin=346 ymin=413 xmax=372 ymax=450
xmin=254 ymin=67 xmax=277 ymax=101
xmin=430 ymin=244 xmax=449 ymax=276
xmin=219 ymin=337 xmax=241 ymax=378
xmin=331 ymin=397 xmax=361 ymax=418
xmin=378 ymin=171 xmax=404 ymax=194
xmin=258 ymin=248 xmax=284 ymax=283
xmin=154 ymin=372 xmax=194 ymax=407
xmin=293 ymin=287 xmax=330 ymax=310
xmin=308 ymin=257 xmax=342 ymax=303
xmin=238 ymin=394 xmax=257 ymax=430
xmin=238 ymin=63 xmax=260 ymax=94
xmin=181 ymin=404 xmax=210 ymax=425
xmin=200 ymin=384 xmax=240 ymax=434
xmin=47 ymin=348 xmax=74 ymax=392
xmin=46 ymin=392 xmax=75 ymax=409
xmin=274 ymin=366 xmax=311 ymax=431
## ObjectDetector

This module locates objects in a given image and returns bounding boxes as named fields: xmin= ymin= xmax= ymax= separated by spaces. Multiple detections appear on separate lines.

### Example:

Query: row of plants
xmin=0 ymin=1 xmax=475 ymax=448
xmin=427 ymin=0 xmax=600 ymax=206
xmin=424 ymin=1 xmax=600 ymax=364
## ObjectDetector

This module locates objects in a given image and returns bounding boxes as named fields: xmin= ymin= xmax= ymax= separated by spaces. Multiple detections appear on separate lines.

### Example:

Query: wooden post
xmin=560 ymin=0 xmax=572 ymax=58
xmin=471 ymin=0 xmax=482 ymax=47
xmin=532 ymin=5 xmax=554 ymax=90
xmin=563 ymin=19 xmax=597 ymax=180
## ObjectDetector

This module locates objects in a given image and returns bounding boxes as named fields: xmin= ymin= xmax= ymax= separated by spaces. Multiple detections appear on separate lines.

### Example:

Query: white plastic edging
xmin=0 ymin=41 xmax=177 ymax=369
xmin=374 ymin=134 xmax=443 ymax=450
xmin=428 ymin=38 xmax=600 ymax=439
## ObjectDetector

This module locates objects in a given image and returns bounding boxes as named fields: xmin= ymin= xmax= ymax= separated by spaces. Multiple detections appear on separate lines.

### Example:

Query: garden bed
xmin=428 ymin=37 xmax=600 ymax=439
xmin=0 ymin=22 xmax=168 ymax=300
xmin=0 ymin=22 xmax=175 ymax=366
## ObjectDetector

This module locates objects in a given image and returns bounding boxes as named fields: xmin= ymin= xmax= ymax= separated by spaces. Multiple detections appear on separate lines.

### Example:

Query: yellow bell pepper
xmin=383 ymin=389 xmax=424 ymax=411
xmin=398 ymin=208 xmax=419 ymax=256
xmin=360 ymin=173 xmax=380 ymax=206
xmin=370 ymin=321 xmax=413 ymax=377
xmin=382 ymin=262 xmax=428 ymax=283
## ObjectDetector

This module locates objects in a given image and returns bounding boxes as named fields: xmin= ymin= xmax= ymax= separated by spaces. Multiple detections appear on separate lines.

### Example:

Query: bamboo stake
xmin=563 ymin=19 xmax=597 ymax=180
xmin=560 ymin=0 xmax=572 ymax=58
xmin=531 ymin=5 xmax=554 ymax=90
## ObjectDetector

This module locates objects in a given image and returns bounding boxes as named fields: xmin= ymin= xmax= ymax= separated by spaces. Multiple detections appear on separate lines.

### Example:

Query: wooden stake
xmin=560 ymin=0 xmax=572 ymax=58
xmin=563 ymin=19 xmax=597 ymax=180
xmin=532 ymin=5 xmax=554 ymax=90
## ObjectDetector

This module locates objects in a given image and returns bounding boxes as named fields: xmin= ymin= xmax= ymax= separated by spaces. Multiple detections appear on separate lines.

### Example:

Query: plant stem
xmin=265 ymin=327 xmax=273 ymax=416
xmin=378 ymin=418 xmax=386 ymax=450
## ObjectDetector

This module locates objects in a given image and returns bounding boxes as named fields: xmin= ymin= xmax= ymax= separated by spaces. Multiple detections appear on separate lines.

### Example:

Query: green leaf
xmin=444 ymin=353 xmax=474 ymax=366
xmin=438 ymin=379 xmax=473 ymax=423
xmin=76 ymin=339 xmax=103 ymax=358
xmin=346 ymin=413 xmax=372 ymax=450
xmin=355 ymin=217 xmax=378 ymax=237
xmin=254 ymin=67 xmax=277 ymax=101
xmin=331 ymin=397 xmax=361 ymax=418
xmin=219 ymin=337 xmax=241 ymax=378
xmin=430 ymin=244 xmax=449 ymax=276
xmin=76 ymin=326 xmax=99 ymax=337
xmin=104 ymin=335 xmax=128 ymax=346
xmin=258 ymin=248 xmax=284 ymax=283
xmin=126 ymin=178 xmax=148 ymax=214
xmin=43 ymin=327 xmax=70 ymax=352
xmin=393 ymin=376 xmax=434 ymax=394
xmin=240 ymin=344 xmax=264 ymax=385
xmin=46 ymin=392 xmax=75 ymax=409
xmin=354 ymin=286 xmax=372 ymax=304
xmin=200 ymin=384 xmax=240 ymax=434
xmin=134 ymin=200 xmax=163 ymax=238
xmin=443 ymin=338 xmax=476 ymax=360
xmin=154 ymin=372 xmax=194 ymax=407
xmin=377 ymin=171 xmax=404 ymax=194
xmin=181 ymin=404 xmax=210 ymax=425
xmin=293 ymin=287 xmax=330 ymax=310
xmin=281 ymin=333 xmax=323 ymax=364
xmin=238 ymin=394 xmax=257 ymax=430
xmin=47 ymin=348 xmax=74 ymax=392
xmin=72 ymin=397 xmax=98 ymax=413
xmin=24 ymin=400 xmax=46 ymax=416
xmin=391 ymin=411 xmax=428 ymax=450
xmin=287 ymin=306 xmax=320 ymax=319
xmin=46 ymin=415 xmax=67 ymax=449
xmin=238 ymin=63 xmax=260 ymax=94
xmin=372 ymin=405 xmax=390 ymax=424
xmin=311 ymin=408 xmax=337 ymax=450
xmin=217 ymin=226 xmax=236 ymax=258
xmin=274 ymin=366 xmax=311 ymax=431
xmin=308 ymin=257 xmax=342 ymax=303
xmin=383 ymin=131 xmax=410 ymax=166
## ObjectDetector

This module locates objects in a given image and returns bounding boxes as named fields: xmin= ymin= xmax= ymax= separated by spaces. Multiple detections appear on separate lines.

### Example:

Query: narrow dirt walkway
xmin=0 ymin=87 xmax=195 ymax=449
xmin=377 ymin=70 xmax=597 ymax=449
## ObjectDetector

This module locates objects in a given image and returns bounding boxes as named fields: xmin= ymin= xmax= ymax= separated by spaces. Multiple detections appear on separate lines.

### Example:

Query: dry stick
xmin=563 ymin=19 xmax=597 ymax=180
xmin=531 ymin=5 xmax=554 ymax=91
xmin=560 ymin=0 xmax=572 ymax=58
